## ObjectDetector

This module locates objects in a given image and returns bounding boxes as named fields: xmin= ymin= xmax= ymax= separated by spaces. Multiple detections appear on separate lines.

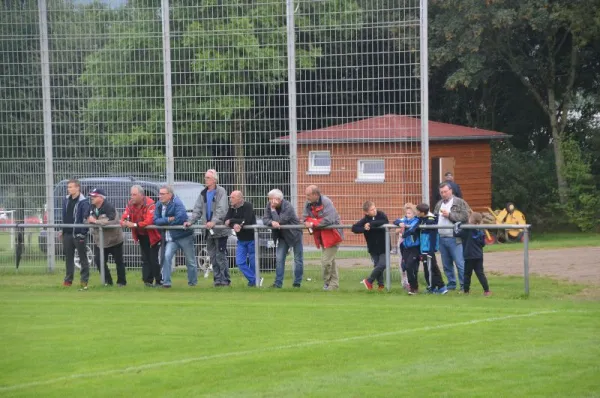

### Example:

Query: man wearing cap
xmin=87 ymin=188 xmax=127 ymax=286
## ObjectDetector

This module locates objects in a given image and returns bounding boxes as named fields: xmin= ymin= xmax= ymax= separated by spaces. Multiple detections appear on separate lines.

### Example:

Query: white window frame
xmin=307 ymin=150 xmax=331 ymax=175
xmin=356 ymin=159 xmax=385 ymax=183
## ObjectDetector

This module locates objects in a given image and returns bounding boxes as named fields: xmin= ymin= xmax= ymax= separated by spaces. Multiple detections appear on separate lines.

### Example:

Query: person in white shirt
xmin=433 ymin=182 xmax=470 ymax=291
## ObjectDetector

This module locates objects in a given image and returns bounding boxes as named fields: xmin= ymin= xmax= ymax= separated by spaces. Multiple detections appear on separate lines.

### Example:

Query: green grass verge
xmin=0 ymin=270 xmax=598 ymax=397
xmin=483 ymin=232 xmax=600 ymax=253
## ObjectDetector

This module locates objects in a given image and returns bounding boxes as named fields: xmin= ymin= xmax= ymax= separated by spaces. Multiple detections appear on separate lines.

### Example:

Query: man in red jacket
xmin=121 ymin=185 xmax=162 ymax=287
xmin=303 ymin=185 xmax=344 ymax=290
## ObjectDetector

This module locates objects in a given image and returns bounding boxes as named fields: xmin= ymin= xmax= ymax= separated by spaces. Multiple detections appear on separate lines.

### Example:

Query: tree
xmin=429 ymin=0 xmax=600 ymax=205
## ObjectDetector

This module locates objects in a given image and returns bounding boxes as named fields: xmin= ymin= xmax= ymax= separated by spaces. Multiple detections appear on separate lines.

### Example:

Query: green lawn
xmin=0 ymin=270 xmax=599 ymax=397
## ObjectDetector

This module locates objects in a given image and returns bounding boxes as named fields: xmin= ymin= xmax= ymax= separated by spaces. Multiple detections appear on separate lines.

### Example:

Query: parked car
xmin=39 ymin=177 xmax=276 ymax=273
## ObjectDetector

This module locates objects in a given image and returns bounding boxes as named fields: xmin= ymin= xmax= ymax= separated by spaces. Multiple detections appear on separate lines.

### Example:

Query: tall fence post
xmin=419 ymin=0 xmax=430 ymax=205
xmin=38 ymin=0 xmax=55 ymax=272
xmin=254 ymin=227 xmax=261 ymax=287
xmin=385 ymin=226 xmax=391 ymax=292
xmin=98 ymin=226 xmax=105 ymax=285
xmin=161 ymin=0 xmax=174 ymax=185
xmin=286 ymin=0 xmax=298 ymax=212
xmin=523 ymin=227 xmax=530 ymax=295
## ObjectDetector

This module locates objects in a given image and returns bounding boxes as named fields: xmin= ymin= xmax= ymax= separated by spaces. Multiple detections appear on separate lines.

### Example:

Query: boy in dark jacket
xmin=416 ymin=203 xmax=448 ymax=294
xmin=353 ymin=201 xmax=389 ymax=291
xmin=225 ymin=191 xmax=260 ymax=287
xmin=453 ymin=212 xmax=491 ymax=296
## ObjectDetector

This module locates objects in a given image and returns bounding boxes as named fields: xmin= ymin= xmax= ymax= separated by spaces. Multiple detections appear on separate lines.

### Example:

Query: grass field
xmin=1 ymin=269 xmax=599 ymax=397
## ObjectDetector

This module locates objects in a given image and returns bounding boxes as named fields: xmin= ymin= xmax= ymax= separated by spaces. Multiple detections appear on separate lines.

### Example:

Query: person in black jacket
xmin=353 ymin=201 xmax=389 ymax=291
xmin=453 ymin=212 xmax=491 ymax=296
xmin=61 ymin=179 xmax=91 ymax=289
xmin=225 ymin=191 xmax=260 ymax=287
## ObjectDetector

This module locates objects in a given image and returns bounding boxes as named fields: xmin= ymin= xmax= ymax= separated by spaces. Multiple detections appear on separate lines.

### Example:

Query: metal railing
xmin=3 ymin=222 xmax=531 ymax=294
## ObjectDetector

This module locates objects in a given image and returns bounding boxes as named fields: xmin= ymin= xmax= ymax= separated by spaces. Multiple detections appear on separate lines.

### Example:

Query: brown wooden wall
xmin=295 ymin=141 xmax=492 ymax=247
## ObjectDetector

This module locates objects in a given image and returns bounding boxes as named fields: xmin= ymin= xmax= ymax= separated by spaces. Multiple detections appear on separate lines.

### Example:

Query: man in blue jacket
xmin=154 ymin=185 xmax=197 ymax=288
xmin=61 ymin=179 xmax=90 ymax=289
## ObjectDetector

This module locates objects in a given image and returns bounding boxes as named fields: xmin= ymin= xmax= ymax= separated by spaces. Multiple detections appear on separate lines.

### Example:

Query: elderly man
xmin=224 ymin=191 xmax=260 ymax=287
xmin=60 ymin=179 xmax=90 ymax=289
xmin=263 ymin=189 xmax=304 ymax=288
xmin=87 ymin=188 xmax=126 ymax=287
xmin=303 ymin=185 xmax=343 ymax=291
xmin=154 ymin=185 xmax=197 ymax=288
xmin=121 ymin=185 xmax=162 ymax=287
xmin=185 ymin=169 xmax=230 ymax=287
xmin=434 ymin=181 xmax=470 ymax=291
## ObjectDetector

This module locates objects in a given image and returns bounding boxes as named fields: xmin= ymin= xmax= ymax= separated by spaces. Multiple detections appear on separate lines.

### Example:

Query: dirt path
xmin=331 ymin=246 xmax=600 ymax=285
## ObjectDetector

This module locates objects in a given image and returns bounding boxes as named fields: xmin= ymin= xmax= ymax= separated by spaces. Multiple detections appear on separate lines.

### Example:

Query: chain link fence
xmin=1 ymin=0 xmax=426 ymax=272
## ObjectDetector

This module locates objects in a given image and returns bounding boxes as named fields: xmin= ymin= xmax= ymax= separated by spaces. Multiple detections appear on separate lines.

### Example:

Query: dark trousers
xmin=422 ymin=253 xmax=445 ymax=289
xmin=94 ymin=242 xmax=126 ymax=285
xmin=367 ymin=252 xmax=386 ymax=286
xmin=464 ymin=258 xmax=489 ymax=293
xmin=63 ymin=234 xmax=90 ymax=283
xmin=139 ymin=235 xmax=161 ymax=285
xmin=403 ymin=246 xmax=421 ymax=290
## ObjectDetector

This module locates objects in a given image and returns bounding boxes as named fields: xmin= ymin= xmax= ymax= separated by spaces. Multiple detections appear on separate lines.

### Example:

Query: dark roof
xmin=272 ymin=114 xmax=510 ymax=144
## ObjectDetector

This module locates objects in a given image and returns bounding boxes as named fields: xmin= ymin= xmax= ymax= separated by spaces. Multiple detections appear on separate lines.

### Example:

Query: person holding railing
xmin=87 ymin=188 xmax=126 ymax=287
xmin=263 ymin=189 xmax=304 ymax=289
xmin=154 ymin=185 xmax=197 ymax=288
xmin=225 ymin=190 xmax=260 ymax=287
xmin=121 ymin=185 xmax=162 ymax=287
xmin=60 ymin=179 xmax=90 ymax=289
xmin=303 ymin=185 xmax=343 ymax=291
xmin=353 ymin=200 xmax=389 ymax=292
xmin=434 ymin=182 xmax=470 ymax=291
xmin=184 ymin=169 xmax=230 ymax=287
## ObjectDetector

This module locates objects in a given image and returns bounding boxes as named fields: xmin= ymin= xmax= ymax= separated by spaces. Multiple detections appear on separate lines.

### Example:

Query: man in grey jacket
xmin=87 ymin=188 xmax=126 ymax=286
xmin=434 ymin=182 xmax=470 ymax=291
xmin=263 ymin=189 xmax=303 ymax=288
xmin=185 ymin=169 xmax=231 ymax=286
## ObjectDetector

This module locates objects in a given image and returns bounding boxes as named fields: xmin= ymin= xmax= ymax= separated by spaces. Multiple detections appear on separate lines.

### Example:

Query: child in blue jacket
xmin=453 ymin=212 xmax=491 ymax=296
xmin=416 ymin=203 xmax=448 ymax=294
xmin=394 ymin=203 xmax=420 ymax=295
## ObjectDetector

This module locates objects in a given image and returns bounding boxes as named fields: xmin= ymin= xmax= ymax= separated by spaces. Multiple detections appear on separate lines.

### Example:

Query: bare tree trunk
xmin=233 ymin=120 xmax=246 ymax=191
xmin=547 ymin=88 xmax=569 ymax=205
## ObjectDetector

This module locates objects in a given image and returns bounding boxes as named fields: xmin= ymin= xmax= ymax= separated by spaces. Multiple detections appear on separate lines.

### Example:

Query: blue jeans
xmin=274 ymin=239 xmax=304 ymax=287
xmin=236 ymin=240 xmax=256 ymax=286
xmin=161 ymin=234 xmax=198 ymax=286
xmin=439 ymin=236 xmax=464 ymax=290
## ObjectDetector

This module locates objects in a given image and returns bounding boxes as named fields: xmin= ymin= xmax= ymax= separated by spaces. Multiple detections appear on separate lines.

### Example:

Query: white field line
xmin=0 ymin=310 xmax=558 ymax=392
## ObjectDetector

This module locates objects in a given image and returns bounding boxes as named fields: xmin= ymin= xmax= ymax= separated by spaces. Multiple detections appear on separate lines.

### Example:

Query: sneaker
xmin=161 ymin=284 xmax=172 ymax=289
xmin=484 ymin=291 xmax=492 ymax=297
xmin=292 ymin=283 xmax=301 ymax=288
xmin=323 ymin=284 xmax=329 ymax=291
xmin=62 ymin=281 xmax=72 ymax=287
xmin=144 ymin=282 xmax=155 ymax=288
xmin=377 ymin=285 xmax=385 ymax=292
xmin=408 ymin=289 xmax=418 ymax=295
xmin=78 ymin=282 xmax=88 ymax=291
xmin=270 ymin=284 xmax=281 ymax=289
xmin=117 ymin=283 xmax=126 ymax=287
xmin=362 ymin=279 xmax=373 ymax=291
xmin=437 ymin=286 xmax=449 ymax=295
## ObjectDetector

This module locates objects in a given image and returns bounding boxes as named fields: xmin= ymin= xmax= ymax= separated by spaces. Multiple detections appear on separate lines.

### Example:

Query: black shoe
xmin=144 ymin=282 xmax=154 ymax=288
xmin=292 ymin=283 xmax=301 ymax=288
xmin=270 ymin=284 xmax=282 ymax=288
